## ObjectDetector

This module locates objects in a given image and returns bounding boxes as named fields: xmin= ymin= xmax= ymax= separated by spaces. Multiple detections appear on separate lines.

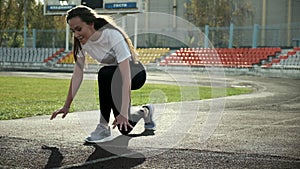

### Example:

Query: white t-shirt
xmin=78 ymin=28 xmax=131 ymax=66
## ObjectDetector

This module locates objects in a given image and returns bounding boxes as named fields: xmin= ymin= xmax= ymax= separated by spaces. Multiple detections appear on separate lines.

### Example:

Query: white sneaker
xmin=85 ymin=124 xmax=113 ymax=143
xmin=142 ymin=104 xmax=156 ymax=130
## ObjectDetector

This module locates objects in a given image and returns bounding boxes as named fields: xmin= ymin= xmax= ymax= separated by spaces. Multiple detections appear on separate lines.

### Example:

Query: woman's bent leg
xmin=111 ymin=67 xmax=145 ymax=135
xmin=98 ymin=65 xmax=146 ymax=135
xmin=98 ymin=66 xmax=117 ymax=124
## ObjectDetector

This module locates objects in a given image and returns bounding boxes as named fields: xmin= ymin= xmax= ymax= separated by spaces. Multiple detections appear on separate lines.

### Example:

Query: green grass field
xmin=0 ymin=76 xmax=252 ymax=120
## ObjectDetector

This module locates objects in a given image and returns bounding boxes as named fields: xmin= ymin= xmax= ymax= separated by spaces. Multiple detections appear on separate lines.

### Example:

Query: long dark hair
xmin=66 ymin=5 xmax=139 ymax=62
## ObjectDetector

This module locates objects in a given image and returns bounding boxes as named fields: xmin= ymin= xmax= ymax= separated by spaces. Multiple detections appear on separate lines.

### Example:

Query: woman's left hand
xmin=112 ymin=115 xmax=133 ymax=131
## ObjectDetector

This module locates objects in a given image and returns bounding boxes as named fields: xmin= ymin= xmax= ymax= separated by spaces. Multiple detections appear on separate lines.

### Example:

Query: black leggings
xmin=98 ymin=65 xmax=146 ymax=135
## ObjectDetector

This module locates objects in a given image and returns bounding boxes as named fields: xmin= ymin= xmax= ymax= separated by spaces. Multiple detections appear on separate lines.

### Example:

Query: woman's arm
xmin=50 ymin=56 xmax=85 ymax=120
xmin=112 ymin=58 xmax=133 ymax=131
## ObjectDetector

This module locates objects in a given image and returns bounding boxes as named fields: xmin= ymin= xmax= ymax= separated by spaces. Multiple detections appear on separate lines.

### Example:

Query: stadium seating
xmin=0 ymin=48 xmax=63 ymax=67
xmin=262 ymin=47 xmax=300 ymax=69
xmin=43 ymin=48 xmax=65 ymax=63
xmin=2 ymin=47 xmax=299 ymax=70
xmin=57 ymin=52 xmax=75 ymax=64
xmin=159 ymin=47 xmax=281 ymax=68
xmin=137 ymin=48 xmax=170 ymax=64
xmin=56 ymin=48 xmax=171 ymax=65
xmin=57 ymin=52 xmax=99 ymax=65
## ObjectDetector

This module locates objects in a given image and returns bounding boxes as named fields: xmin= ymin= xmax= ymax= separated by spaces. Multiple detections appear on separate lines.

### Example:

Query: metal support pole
xmin=65 ymin=24 xmax=69 ymax=51
xmin=204 ymin=25 xmax=209 ymax=48
xmin=32 ymin=29 xmax=36 ymax=48
xmin=287 ymin=0 xmax=292 ymax=46
xmin=134 ymin=15 xmax=138 ymax=49
xmin=261 ymin=0 xmax=266 ymax=46
xmin=173 ymin=0 xmax=177 ymax=29
xmin=23 ymin=0 xmax=27 ymax=48
xmin=252 ymin=24 xmax=259 ymax=48
xmin=228 ymin=23 xmax=234 ymax=48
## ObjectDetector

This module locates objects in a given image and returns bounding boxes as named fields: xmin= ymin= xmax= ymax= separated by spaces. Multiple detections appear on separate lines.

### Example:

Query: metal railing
xmin=0 ymin=23 xmax=299 ymax=49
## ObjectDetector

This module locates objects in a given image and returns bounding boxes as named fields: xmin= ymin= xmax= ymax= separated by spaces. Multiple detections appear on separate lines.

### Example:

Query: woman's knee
xmin=98 ymin=66 xmax=117 ymax=81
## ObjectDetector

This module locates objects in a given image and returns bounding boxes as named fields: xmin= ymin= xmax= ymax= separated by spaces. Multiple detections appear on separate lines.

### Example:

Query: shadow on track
xmin=43 ymin=130 xmax=155 ymax=169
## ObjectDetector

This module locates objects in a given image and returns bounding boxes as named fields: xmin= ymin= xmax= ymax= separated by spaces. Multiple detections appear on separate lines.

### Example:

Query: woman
xmin=50 ymin=5 xmax=155 ymax=143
